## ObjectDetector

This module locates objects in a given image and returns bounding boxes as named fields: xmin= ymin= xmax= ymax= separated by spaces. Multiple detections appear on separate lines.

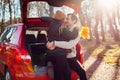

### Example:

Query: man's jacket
xmin=41 ymin=17 xmax=71 ymax=56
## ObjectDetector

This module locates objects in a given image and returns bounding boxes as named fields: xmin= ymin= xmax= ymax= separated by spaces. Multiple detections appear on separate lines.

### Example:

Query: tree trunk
xmin=49 ymin=6 xmax=54 ymax=17
xmin=8 ymin=0 xmax=12 ymax=24
xmin=113 ymin=10 xmax=120 ymax=41
xmin=13 ymin=0 xmax=17 ymax=23
xmin=0 ymin=0 xmax=6 ymax=34
xmin=100 ymin=18 xmax=105 ymax=42
xmin=94 ymin=20 xmax=100 ymax=44
xmin=20 ymin=0 xmax=23 ymax=22
xmin=108 ymin=16 xmax=118 ymax=41
xmin=86 ymin=17 xmax=93 ymax=40
xmin=89 ymin=26 xmax=93 ymax=40
xmin=113 ymin=17 xmax=120 ymax=41
xmin=79 ymin=11 xmax=86 ymax=26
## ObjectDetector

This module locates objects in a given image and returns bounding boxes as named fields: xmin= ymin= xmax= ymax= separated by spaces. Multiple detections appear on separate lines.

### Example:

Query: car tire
xmin=5 ymin=68 xmax=11 ymax=80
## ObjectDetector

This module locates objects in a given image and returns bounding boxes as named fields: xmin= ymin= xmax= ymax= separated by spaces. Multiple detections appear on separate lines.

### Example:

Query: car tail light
xmin=14 ymin=49 xmax=31 ymax=64
xmin=15 ymin=55 xmax=24 ymax=64
xmin=79 ymin=54 xmax=84 ymax=64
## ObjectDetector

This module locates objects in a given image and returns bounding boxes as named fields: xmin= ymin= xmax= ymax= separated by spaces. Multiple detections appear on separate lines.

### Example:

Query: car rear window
xmin=27 ymin=1 xmax=74 ymax=18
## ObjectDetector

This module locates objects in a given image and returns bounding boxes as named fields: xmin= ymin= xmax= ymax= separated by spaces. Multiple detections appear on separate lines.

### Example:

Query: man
xmin=41 ymin=11 xmax=71 ymax=80
xmin=46 ymin=13 xmax=87 ymax=80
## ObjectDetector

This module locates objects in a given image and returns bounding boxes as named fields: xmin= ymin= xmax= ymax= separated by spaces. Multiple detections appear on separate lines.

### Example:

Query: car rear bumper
xmin=9 ymin=64 xmax=53 ymax=80
xmin=11 ymin=70 xmax=79 ymax=80
xmin=14 ymin=73 xmax=53 ymax=80
xmin=9 ymin=64 xmax=79 ymax=80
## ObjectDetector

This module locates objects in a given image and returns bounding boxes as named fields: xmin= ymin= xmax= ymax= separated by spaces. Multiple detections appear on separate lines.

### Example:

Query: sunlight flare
xmin=97 ymin=0 xmax=116 ymax=10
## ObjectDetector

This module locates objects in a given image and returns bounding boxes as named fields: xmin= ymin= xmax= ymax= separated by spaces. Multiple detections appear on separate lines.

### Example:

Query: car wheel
xmin=5 ymin=68 xmax=11 ymax=80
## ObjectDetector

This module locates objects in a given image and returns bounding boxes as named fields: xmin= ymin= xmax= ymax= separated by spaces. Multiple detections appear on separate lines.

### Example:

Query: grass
xmin=80 ymin=39 xmax=120 ymax=66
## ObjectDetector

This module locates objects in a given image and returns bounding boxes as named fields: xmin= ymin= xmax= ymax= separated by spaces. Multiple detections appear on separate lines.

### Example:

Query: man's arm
xmin=41 ymin=17 xmax=54 ymax=22
xmin=54 ymin=35 xmax=80 ymax=49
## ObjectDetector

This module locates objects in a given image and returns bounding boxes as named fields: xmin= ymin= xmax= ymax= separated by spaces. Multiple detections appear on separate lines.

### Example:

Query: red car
xmin=0 ymin=0 xmax=83 ymax=80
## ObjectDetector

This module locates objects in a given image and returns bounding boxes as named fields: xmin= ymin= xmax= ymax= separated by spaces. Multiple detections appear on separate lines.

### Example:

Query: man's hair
xmin=54 ymin=10 xmax=66 ymax=20
xmin=67 ymin=13 xmax=77 ymax=24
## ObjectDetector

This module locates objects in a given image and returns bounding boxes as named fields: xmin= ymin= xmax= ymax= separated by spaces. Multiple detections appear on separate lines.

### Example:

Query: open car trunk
xmin=28 ymin=43 xmax=48 ymax=75
xmin=21 ymin=0 xmax=81 ymax=72
xmin=25 ymin=26 xmax=51 ymax=76
xmin=21 ymin=0 xmax=82 ymax=78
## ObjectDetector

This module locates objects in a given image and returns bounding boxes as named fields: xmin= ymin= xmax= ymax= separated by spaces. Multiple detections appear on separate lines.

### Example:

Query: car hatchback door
xmin=20 ymin=0 xmax=81 ymax=27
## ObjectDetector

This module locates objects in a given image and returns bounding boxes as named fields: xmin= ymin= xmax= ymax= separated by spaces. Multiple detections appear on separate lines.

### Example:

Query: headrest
xmin=26 ymin=34 xmax=36 ymax=43
xmin=37 ymin=34 xmax=47 ymax=43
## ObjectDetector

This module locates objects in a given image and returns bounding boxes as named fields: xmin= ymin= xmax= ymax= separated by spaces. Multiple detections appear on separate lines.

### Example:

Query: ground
xmin=84 ymin=54 xmax=120 ymax=80
xmin=83 ymin=47 xmax=120 ymax=80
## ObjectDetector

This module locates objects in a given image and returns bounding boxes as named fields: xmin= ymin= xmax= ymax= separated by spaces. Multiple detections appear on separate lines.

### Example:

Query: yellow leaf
xmin=80 ymin=26 xmax=90 ymax=39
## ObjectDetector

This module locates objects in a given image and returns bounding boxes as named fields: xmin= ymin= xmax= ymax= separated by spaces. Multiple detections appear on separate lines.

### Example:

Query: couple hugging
xmin=41 ymin=10 xmax=87 ymax=80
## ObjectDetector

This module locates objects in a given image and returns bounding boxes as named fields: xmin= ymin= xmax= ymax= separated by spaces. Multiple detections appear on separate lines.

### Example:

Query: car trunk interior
xmin=25 ymin=26 xmax=48 ymax=65
xmin=25 ymin=27 xmax=53 ymax=76
xmin=28 ymin=43 xmax=47 ymax=66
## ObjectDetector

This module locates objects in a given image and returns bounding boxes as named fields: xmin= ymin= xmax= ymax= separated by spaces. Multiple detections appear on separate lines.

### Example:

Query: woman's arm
xmin=54 ymin=35 xmax=80 ymax=49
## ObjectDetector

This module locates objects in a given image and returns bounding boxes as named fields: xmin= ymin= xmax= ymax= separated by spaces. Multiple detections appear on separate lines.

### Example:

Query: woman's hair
xmin=67 ymin=13 xmax=77 ymax=24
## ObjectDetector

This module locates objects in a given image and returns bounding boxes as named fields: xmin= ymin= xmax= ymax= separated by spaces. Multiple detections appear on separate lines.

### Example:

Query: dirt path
xmin=84 ymin=51 xmax=120 ymax=80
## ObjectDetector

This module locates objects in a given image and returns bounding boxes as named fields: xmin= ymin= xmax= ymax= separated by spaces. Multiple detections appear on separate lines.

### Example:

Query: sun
xmin=97 ymin=0 xmax=116 ymax=10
